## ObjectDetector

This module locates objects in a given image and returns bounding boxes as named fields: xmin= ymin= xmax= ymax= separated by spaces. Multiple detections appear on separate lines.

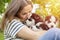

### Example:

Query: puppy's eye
xmin=28 ymin=19 xmax=32 ymax=21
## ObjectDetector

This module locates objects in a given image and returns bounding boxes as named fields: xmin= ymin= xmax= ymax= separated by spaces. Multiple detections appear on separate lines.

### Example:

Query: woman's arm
xmin=16 ymin=26 xmax=46 ymax=40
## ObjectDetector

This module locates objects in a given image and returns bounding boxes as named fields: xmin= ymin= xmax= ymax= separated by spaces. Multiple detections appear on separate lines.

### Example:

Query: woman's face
xmin=18 ymin=5 xmax=32 ymax=21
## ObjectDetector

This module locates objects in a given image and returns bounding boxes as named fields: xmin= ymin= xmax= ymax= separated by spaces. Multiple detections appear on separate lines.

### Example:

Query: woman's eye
xmin=22 ymin=13 xmax=28 ymax=15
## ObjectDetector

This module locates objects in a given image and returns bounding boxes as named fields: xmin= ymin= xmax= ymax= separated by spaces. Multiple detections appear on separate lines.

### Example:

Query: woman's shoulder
xmin=6 ymin=18 xmax=22 ymax=26
xmin=10 ymin=18 xmax=21 ymax=23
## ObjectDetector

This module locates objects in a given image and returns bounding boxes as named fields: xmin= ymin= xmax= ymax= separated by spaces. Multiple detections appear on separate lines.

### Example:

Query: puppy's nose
xmin=51 ymin=25 xmax=53 ymax=28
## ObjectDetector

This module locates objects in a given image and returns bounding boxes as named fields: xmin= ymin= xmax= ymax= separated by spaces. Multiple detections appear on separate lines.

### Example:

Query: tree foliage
xmin=32 ymin=0 xmax=60 ymax=19
xmin=0 ymin=0 xmax=10 ymax=14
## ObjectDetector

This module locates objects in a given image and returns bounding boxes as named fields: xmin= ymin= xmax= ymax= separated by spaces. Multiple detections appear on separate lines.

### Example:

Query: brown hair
xmin=1 ymin=0 xmax=33 ymax=30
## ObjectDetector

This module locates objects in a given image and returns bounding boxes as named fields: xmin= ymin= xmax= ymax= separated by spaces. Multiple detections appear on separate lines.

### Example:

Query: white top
xmin=4 ymin=19 xmax=26 ymax=40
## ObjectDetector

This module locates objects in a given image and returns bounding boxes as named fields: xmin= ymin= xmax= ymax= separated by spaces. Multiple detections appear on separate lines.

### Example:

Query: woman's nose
xmin=27 ymin=13 xmax=30 ymax=16
xmin=27 ymin=13 xmax=32 ymax=19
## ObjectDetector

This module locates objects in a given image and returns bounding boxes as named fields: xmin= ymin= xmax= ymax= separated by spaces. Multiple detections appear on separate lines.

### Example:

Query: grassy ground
xmin=0 ymin=30 xmax=4 ymax=40
xmin=0 ymin=18 xmax=4 ymax=40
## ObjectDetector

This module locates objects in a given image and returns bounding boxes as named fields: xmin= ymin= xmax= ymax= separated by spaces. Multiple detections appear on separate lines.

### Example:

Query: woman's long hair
xmin=1 ymin=0 xmax=32 ymax=30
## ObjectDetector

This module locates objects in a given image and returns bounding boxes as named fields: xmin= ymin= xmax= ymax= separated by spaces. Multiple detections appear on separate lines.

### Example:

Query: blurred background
xmin=0 ymin=0 xmax=60 ymax=40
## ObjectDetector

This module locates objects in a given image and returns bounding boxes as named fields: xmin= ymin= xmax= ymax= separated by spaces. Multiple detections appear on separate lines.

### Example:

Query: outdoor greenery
xmin=0 ymin=30 xmax=4 ymax=40
xmin=0 ymin=0 xmax=10 ymax=14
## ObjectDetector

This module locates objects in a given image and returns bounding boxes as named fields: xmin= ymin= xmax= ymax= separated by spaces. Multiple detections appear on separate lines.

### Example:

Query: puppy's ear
xmin=39 ymin=23 xmax=49 ymax=30
xmin=31 ymin=13 xmax=43 ymax=23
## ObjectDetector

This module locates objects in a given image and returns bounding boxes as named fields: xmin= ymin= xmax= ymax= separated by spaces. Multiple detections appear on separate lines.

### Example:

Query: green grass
xmin=0 ymin=30 xmax=4 ymax=40
xmin=0 ymin=17 xmax=4 ymax=40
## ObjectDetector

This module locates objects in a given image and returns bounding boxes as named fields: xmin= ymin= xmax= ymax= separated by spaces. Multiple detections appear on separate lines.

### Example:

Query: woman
xmin=1 ymin=0 xmax=60 ymax=40
xmin=1 ymin=0 xmax=45 ymax=40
